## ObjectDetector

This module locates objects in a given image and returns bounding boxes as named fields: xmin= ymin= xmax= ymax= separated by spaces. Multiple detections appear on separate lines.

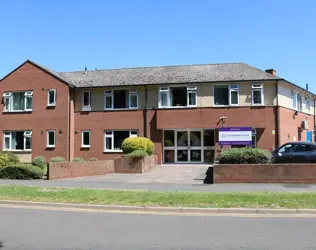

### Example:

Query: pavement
xmin=1 ymin=206 xmax=316 ymax=250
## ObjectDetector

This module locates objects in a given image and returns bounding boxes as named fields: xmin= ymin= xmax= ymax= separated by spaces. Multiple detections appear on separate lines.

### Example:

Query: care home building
xmin=0 ymin=60 xmax=315 ymax=164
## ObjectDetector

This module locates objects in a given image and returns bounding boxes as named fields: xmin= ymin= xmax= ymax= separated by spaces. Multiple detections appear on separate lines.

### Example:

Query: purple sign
xmin=219 ymin=127 xmax=252 ymax=145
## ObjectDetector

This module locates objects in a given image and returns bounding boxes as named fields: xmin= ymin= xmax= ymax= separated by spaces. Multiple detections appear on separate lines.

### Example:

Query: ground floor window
xmin=3 ymin=131 xmax=32 ymax=151
xmin=47 ymin=130 xmax=56 ymax=148
xmin=104 ymin=130 xmax=138 ymax=152
xmin=163 ymin=129 xmax=215 ymax=163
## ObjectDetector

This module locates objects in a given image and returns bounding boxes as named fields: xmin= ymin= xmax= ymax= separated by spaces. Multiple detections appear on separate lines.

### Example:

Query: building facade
xmin=0 ymin=60 xmax=315 ymax=164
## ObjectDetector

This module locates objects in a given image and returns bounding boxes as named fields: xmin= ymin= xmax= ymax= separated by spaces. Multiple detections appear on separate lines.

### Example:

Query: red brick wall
xmin=157 ymin=107 xmax=277 ymax=150
xmin=73 ymin=110 xmax=145 ymax=161
xmin=48 ymin=160 xmax=114 ymax=180
xmin=278 ymin=107 xmax=314 ymax=144
xmin=0 ymin=62 xmax=70 ymax=161
xmin=214 ymin=164 xmax=316 ymax=184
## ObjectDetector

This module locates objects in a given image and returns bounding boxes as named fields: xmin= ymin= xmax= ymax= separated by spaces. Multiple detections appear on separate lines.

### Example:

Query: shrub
xmin=32 ymin=156 xmax=46 ymax=169
xmin=49 ymin=157 xmax=66 ymax=163
xmin=89 ymin=158 xmax=98 ymax=161
xmin=121 ymin=137 xmax=154 ymax=156
xmin=126 ymin=150 xmax=148 ymax=158
xmin=0 ymin=152 xmax=20 ymax=169
xmin=219 ymin=147 xmax=272 ymax=164
xmin=0 ymin=164 xmax=43 ymax=180
xmin=72 ymin=157 xmax=85 ymax=163
xmin=6 ymin=152 xmax=20 ymax=165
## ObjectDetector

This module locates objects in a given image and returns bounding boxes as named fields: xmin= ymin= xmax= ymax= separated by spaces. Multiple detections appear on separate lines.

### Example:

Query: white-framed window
xmin=47 ymin=89 xmax=56 ymax=106
xmin=252 ymin=83 xmax=264 ymax=105
xmin=158 ymin=86 xmax=197 ymax=108
xmin=104 ymin=130 xmax=138 ymax=152
xmin=297 ymin=93 xmax=302 ymax=111
xmin=47 ymin=130 xmax=56 ymax=148
xmin=81 ymin=130 xmax=91 ymax=148
xmin=82 ymin=90 xmax=91 ymax=111
xmin=3 ymin=131 xmax=32 ymax=151
xmin=214 ymin=84 xmax=239 ymax=106
xmin=306 ymin=96 xmax=311 ymax=112
xmin=104 ymin=89 xmax=138 ymax=110
xmin=3 ymin=91 xmax=33 ymax=112
xmin=292 ymin=90 xmax=297 ymax=109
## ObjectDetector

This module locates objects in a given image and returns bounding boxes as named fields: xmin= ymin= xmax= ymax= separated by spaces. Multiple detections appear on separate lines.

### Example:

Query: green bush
xmin=72 ymin=157 xmax=85 ymax=163
xmin=89 ymin=158 xmax=98 ymax=161
xmin=126 ymin=150 xmax=148 ymax=158
xmin=0 ymin=164 xmax=43 ymax=180
xmin=6 ymin=152 xmax=20 ymax=165
xmin=49 ymin=157 xmax=66 ymax=163
xmin=219 ymin=147 xmax=272 ymax=164
xmin=32 ymin=156 xmax=46 ymax=169
xmin=121 ymin=137 xmax=154 ymax=156
xmin=0 ymin=152 xmax=20 ymax=169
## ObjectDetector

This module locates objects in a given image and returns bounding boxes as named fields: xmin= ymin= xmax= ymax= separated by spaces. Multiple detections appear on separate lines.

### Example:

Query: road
xmin=1 ymin=207 xmax=316 ymax=249
xmin=1 ymin=179 xmax=316 ymax=192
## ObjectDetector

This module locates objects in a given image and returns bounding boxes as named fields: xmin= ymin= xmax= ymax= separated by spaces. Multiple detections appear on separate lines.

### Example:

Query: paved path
xmin=1 ymin=207 xmax=316 ymax=249
xmin=2 ymin=179 xmax=316 ymax=192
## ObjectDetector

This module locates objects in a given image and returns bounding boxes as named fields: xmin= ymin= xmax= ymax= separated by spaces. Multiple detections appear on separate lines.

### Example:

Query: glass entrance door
xmin=176 ymin=130 xmax=202 ymax=163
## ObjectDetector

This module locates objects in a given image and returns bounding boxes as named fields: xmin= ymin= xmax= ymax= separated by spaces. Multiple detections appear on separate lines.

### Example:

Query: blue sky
xmin=1 ymin=0 xmax=315 ymax=92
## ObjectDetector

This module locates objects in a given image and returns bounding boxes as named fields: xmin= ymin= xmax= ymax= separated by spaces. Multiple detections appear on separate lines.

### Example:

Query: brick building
xmin=0 ymin=60 xmax=315 ymax=164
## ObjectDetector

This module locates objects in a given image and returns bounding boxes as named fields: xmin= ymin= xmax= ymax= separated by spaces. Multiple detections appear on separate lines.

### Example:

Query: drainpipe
xmin=275 ymin=80 xmax=280 ymax=149
xmin=67 ymin=89 xmax=71 ymax=162
xmin=144 ymin=85 xmax=148 ymax=137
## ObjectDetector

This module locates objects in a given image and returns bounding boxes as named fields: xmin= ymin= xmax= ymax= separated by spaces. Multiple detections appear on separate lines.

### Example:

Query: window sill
xmin=103 ymin=108 xmax=138 ymax=111
xmin=251 ymin=104 xmax=265 ymax=106
xmin=81 ymin=145 xmax=90 ymax=148
xmin=46 ymin=146 xmax=55 ymax=149
xmin=3 ymin=150 xmax=32 ymax=153
xmin=158 ymin=106 xmax=197 ymax=109
xmin=213 ymin=105 xmax=239 ymax=107
xmin=104 ymin=150 xmax=123 ymax=153
xmin=47 ymin=104 xmax=56 ymax=108
xmin=81 ymin=107 xmax=91 ymax=112
xmin=3 ymin=110 xmax=32 ymax=113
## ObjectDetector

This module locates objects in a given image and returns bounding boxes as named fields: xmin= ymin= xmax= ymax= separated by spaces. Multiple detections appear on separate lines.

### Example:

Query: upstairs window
xmin=297 ymin=94 xmax=302 ymax=111
xmin=306 ymin=96 xmax=311 ymax=112
xmin=214 ymin=84 xmax=239 ymax=106
xmin=252 ymin=83 xmax=264 ymax=105
xmin=292 ymin=90 xmax=297 ymax=109
xmin=3 ymin=91 xmax=33 ymax=112
xmin=104 ymin=130 xmax=138 ymax=152
xmin=82 ymin=91 xmax=91 ymax=111
xmin=158 ymin=86 xmax=197 ymax=108
xmin=292 ymin=90 xmax=303 ymax=111
xmin=104 ymin=89 xmax=138 ymax=110
xmin=47 ymin=89 xmax=56 ymax=106
xmin=3 ymin=131 xmax=32 ymax=151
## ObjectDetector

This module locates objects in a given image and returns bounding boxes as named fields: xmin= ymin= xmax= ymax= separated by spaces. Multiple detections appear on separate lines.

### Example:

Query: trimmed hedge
xmin=126 ymin=150 xmax=148 ymax=158
xmin=32 ymin=156 xmax=46 ymax=169
xmin=219 ymin=147 xmax=272 ymax=164
xmin=72 ymin=157 xmax=85 ymax=163
xmin=121 ymin=137 xmax=154 ymax=156
xmin=0 ymin=164 xmax=43 ymax=180
xmin=89 ymin=158 xmax=98 ymax=161
xmin=49 ymin=157 xmax=66 ymax=163
xmin=0 ymin=152 xmax=20 ymax=169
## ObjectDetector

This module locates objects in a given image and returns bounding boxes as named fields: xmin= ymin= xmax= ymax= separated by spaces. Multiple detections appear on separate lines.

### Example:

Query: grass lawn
xmin=1 ymin=185 xmax=316 ymax=209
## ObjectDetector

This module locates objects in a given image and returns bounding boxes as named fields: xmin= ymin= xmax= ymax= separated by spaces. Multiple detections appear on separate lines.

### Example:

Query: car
xmin=272 ymin=142 xmax=316 ymax=163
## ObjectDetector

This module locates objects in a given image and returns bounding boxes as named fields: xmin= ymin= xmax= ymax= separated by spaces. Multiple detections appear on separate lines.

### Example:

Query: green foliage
xmin=89 ymin=158 xmax=98 ymax=161
xmin=72 ymin=157 xmax=85 ymax=163
xmin=49 ymin=157 xmax=66 ymax=163
xmin=219 ymin=147 xmax=272 ymax=164
xmin=121 ymin=137 xmax=154 ymax=156
xmin=0 ymin=152 xmax=20 ymax=169
xmin=32 ymin=156 xmax=46 ymax=169
xmin=0 ymin=164 xmax=43 ymax=180
xmin=126 ymin=150 xmax=148 ymax=158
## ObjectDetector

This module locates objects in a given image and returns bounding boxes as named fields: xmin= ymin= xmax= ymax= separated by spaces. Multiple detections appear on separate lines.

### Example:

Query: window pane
xmin=160 ymin=92 xmax=168 ymax=106
xmin=105 ymin=137 xmax=112 ymax=150
xmin=48 ymin=131 xmax=55 ymax=145
xmin=113 ymin=131 xmax=129 ymax=150
xmin=190 ymin=150 xmax=201 ymax=162
xmin=253 ymin=90 xmax=262 ymax=104
xmin=204 ymin=130 xmax=215 ymax=146
xmin=188 ymin=92 xmax=196 ymax=106
xmin=164 ymin=150 xmax=175 ymax=163
xmin=48 ymin=90 xmax=55 ymax=104
xmin=171 ymin=87 xmax=186 ymax=106
xmin=177 ymin=131 xmax=188 ymax=147
xmin=25 ymin=96 xmax=32 ymax=110
xmin=83 ymin=132 xmax=90 ymax=146
xmin=13 ymin=92 xmax=24 ymax=110
xmin=177 ymin=150 xmax=188 ymax=161
xmin=190 ymin=131 xmax=201 ymax=146
xmin=25 ymin=137 xmax=32 ymax=150
xmin=14 ymin=132 xmax=24 ymax=150
xmin=230 ymin=91 xmax=238 ymax=104
xmin=105 ymin=95 xmax=112 ymax=109
xmin=83 ymin=92 xmax=90 ymax=106
xmin=204 ymin=150 xmax=214 ymax=164
xmin=130 ymin=94 xmax=137 ymax=108
xmin=214 ymin=86 xmax=229 ymax=105
xmin=4 ymin=137 xmax=10 ymax=150
xmin=114 ymin=90 xmax=128 ymax=109
xmin=4 ymin=97 xmax=10 ymax=111
xmin=164 ymin=130 xmax=175 ymax=147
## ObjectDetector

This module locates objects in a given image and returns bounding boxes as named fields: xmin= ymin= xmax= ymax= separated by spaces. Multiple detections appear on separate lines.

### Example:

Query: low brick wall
xmin=114 ymin=155 xmax=157 ymax=173
xmin=48 ymin=161 xmax=114 ymax=180
xmin=214 ymin=164 xmax=316 ymax=184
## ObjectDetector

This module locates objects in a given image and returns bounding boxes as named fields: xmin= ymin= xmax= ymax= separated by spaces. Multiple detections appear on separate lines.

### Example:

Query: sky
xmin=1 ymin=0 xmax=315 ymax=92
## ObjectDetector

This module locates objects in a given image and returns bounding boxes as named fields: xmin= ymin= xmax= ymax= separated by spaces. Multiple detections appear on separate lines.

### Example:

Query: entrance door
xmin=176 ymin=130 xmax=202 ymax=163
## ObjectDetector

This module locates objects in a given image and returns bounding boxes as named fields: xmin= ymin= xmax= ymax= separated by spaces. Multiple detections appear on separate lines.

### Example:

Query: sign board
xmin=219 ymin=127 xmax=252 ymax=145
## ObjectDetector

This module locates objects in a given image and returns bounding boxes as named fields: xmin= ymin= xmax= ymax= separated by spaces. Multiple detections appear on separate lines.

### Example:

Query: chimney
xmin=265 ymin=69 xmax=276 ymax=76
xmin=306 ymin=83 xmax=309 ymax=91
xmin=84 ymin=67 xmax=87 ymax=74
